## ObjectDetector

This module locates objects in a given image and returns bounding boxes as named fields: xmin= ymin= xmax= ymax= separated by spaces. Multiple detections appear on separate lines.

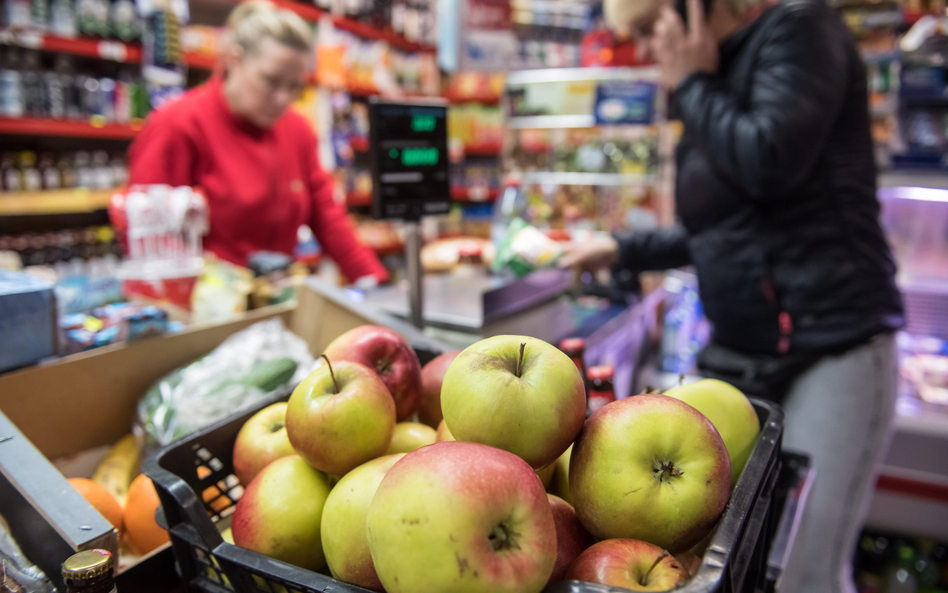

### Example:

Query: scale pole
xmin=405 ymin=220 xmax=424 ymax=329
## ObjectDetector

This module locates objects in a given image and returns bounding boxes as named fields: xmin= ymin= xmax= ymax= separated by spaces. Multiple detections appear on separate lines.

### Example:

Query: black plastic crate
xmin=145 ymin=384 xmax=785 ymax=593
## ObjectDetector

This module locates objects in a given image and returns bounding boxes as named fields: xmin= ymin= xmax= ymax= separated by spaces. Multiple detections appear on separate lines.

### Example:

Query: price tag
xmin=97 ymin=40 xmax=128 ymax=62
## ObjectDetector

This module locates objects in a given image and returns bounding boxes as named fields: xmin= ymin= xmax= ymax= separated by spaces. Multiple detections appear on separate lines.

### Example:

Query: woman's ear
xmin=222 ymin=43 xmax=244 ymax=74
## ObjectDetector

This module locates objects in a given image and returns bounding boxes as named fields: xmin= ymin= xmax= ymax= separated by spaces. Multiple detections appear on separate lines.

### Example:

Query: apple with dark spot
xmin=366 ymin=442 xmax=556 ymax=593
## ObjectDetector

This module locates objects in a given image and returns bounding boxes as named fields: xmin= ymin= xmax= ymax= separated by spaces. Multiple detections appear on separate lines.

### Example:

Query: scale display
xmin=369 ymin=101 xmax=451 ymax=220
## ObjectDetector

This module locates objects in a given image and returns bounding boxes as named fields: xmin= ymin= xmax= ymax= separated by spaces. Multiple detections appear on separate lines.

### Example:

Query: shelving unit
xmin=0 ymin=117 xmax=142 ymax=139
xmin=0 ymin=190 xmax=113 ymax=216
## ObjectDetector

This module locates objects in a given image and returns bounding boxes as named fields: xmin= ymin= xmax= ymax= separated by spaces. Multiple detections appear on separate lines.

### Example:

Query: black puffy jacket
xmin=615 ymin=0 xmax=904 ymax=356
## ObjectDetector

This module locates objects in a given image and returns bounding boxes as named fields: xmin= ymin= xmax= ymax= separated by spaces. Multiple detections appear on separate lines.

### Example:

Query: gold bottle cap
xmin=62 ymin=549 xmax=114 ymax=581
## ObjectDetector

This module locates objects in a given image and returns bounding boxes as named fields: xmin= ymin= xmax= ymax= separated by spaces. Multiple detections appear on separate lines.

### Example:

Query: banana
xmin=92 ymin=434 xmax=141 ymax=507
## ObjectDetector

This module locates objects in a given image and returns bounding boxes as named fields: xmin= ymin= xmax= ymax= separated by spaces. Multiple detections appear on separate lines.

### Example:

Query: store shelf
xmin=520 ymin=171 xmax=656 ymax=186
xmin=0 ymin=189 xmax=114 ymax=216
xmin=879 ymin=171 xmax=948 ymax=194
xmin=0 ymin=31 xmax=214 ymax=69
xmin=240 ymin=0 xmax=436 ymax=54
xmin=451 ymin=187 xmax=500 ymax=202
xmin=0 ymin=117 xmax=141 ymax=139
xmin=508 ymin=114 xmax=597 ymax=129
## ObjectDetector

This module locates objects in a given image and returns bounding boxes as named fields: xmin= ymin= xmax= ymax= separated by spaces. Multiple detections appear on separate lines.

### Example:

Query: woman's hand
xmin=653 ymin=0 xmax=719 ymax=88
xmin=558 ymin=237 xmax=620 ymax=270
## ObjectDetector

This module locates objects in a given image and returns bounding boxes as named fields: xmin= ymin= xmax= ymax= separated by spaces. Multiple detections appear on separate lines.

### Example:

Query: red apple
xmin=286 ymin=357 xmax=396 ymax=475
xmin=323 ymin=326 xmax=422 ymax=421
xmin=548 ymin=495 xmax=595 ymax=583
xmin=232 ymin=402 xmax=295 ymax=486
xmin=366 ymin=442 xmax=557 ymax=593
xmin=570 ymin=394 xmax=731 ymax=552
xmin=418 ymin=351 xmax=461 ymax=427
xmin=566 ymin=539 xmax=689 ymax=591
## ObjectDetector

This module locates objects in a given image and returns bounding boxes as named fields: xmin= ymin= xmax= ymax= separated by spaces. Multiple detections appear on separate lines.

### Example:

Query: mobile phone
xmin=675 ymin=0 xmax=714 ymax=24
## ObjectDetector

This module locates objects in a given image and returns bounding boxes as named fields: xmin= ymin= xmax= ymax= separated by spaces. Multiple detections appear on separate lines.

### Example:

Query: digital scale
xmin=368 ymin=99 xmax=451 ymax=328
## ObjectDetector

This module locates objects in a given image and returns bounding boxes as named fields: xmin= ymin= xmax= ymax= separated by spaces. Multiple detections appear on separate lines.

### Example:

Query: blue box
xmin=0 ymin=271 xmax=56 ymax=373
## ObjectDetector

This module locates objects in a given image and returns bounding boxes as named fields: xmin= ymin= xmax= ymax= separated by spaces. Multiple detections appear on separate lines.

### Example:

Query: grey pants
xmin=783 ymin=333 xmax=898 ymax=593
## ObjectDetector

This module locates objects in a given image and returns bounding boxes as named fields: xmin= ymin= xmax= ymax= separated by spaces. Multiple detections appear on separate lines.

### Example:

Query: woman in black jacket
xmin=565 ymin=0 xmax=905 ymax=591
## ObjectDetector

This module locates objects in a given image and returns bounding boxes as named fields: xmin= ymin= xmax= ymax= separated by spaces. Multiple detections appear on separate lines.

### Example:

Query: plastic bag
xmin=0 ymin=515 xmax=55 ymax=593
xmin=136 ymin=318 xmax=315 ymax=448
xmin=491 ymin=218 xmax=563 ymax=277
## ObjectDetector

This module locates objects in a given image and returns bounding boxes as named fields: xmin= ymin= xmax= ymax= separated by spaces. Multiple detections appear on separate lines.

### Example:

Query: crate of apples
xmin=189 ymin=326 xmax=766 ymax=592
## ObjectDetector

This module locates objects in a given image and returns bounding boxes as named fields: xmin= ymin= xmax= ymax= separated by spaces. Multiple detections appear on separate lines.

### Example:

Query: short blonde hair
xmin=604 ymin=0 xmax=757 ymax=31
xmin=227 ymin=0 xmax=313 ymax=54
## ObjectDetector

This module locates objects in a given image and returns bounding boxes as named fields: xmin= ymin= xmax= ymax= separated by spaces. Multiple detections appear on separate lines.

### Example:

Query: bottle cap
xmin=559 ymin=338 xmax=585 ymax=352
xmin=62 ymin=549 xmax=114 ymax=582
xmin=587 ymin=365 xmax=614 ymax=381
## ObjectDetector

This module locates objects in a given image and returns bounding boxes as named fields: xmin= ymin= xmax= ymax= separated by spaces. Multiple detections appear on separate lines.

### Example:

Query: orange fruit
xmin=68 ymin=478 xmax=123 ymax=532
xmin=124 ymin=474 xmax=170 ymax=555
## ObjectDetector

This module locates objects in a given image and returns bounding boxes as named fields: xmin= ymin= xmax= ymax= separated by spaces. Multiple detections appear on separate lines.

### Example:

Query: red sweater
xmin=128 ymin=76 xmax=387 ymax=283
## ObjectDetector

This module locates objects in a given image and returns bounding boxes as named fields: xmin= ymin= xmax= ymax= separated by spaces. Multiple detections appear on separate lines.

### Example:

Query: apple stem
xmin=322 ymin=354 xmax=339 ymax=394
xmin=516 ymin=343 xmax=526 ymax=377
xmin=642 ymin=551 xmax=670 ymax=586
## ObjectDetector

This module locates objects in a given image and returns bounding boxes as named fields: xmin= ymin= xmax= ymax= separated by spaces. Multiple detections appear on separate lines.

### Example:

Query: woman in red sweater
xmin=128 ymin=1 xmax=387 ymax=284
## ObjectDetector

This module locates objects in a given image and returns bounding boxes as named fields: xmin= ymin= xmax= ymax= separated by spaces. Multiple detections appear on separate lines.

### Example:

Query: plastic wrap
xmin=136 ymin=319 xmax=314 ymax=448
xmin=0 ymin=516 xmax=55 ymax=593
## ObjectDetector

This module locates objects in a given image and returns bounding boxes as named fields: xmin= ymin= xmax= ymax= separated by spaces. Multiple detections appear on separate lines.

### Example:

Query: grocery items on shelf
xmin=1 ymin=150 xmax=127 ymax=192
xmin=58 ymin=302 xmax=171 ymax=354
xmin=0 ymin=224 xmax=120 ymax=272
xmin=1 ymin=0 xmax=143 ymax=40
xmin=0 ymin=48 xmax=150 ymax=121
xmin=853 ymin=529 xmax=948 ymax=593
xmin=311 ymin=0 xmax=438 ymax=46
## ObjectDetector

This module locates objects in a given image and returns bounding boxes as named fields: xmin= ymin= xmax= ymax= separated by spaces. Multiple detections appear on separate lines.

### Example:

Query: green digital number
xmin=401 ymin=147 xmax=439 ymax=166
xmin=411 ymin=115 xmax=437 ymax=132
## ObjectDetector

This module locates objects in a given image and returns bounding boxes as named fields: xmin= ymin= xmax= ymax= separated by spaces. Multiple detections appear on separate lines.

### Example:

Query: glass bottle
xmin=587 ymin=365 xmax=616 ymax=414
xmin=20 ymin=152 xmax=42 ymax=192
xmin=39 ymin=152 xmax=61 ymax=190
xmin=62 ymin=549 xmax=117 ymax=593
xmin=559 ymin=337 xmax=588 ymax=395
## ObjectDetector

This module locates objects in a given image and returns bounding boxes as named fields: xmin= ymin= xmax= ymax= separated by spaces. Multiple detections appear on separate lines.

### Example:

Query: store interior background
xmin=1 ymin=0 xmax=948 ymax=591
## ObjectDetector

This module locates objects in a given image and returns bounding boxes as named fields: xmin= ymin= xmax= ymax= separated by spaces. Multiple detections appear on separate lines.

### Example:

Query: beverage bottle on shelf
xmin=110 ymin=153 xmax=127 ymax=187
xmin=44 ymin=68 xmax=66 ymax=119
xmin=98 ymin=77 xmax=116 ymax=122
xmin=21 ymin=50 xmax=47 ymax=118
xmin=1 ymin=153 xmax=21 ymax=192
xmin=49 ymin=0 xmax=78 ymax=37
xmin=59 ymin=153 xmax=78 ymax=188
xmin=62 ymin=549 xmax=117 ymax=593
xmin=3 ymin=0 xmax=31 ymax=27
xmin=113 ymin=71 xmax=131 ymax=123
xmin=55 ymin=56 xmax=83 ymax=120
xmin=587 ymin=365 xmax=616 ymax=414
xmin=20 ymin=152 xmax=42 ymax=192
xmin=92 ymin=150 xmax=114 ymax=189
xmin=29 ymin=0 xmax=47 ymax=30
xmin=0 ymin=47 xmax=25 ymax=119
xmin=77 ymin=0 xmax=109 ymax=37
xmin=39 ymin=152 xmax=61 ymax=189
xmin=75 ymin=151 xmax=94 ymax=188
xmin=109 ymin=0 xmax=141 ymax=41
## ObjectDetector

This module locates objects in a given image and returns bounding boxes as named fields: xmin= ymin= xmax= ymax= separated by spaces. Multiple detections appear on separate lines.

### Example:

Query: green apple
xmin=435 ymin=419 xmax=455 ymax=442
xmin=286 ymin=357 xmax=396 ymax=475
xmin=232 ymin=402 xmax=295 ymax=486
xmin=321 ymin=454 xmax=405 ymax=591
xmin=537 ymin=463 xmax=556 ymax=489
xmin=441 ymin=336 xmax=586 ymax=469
xmin=231 ymin=455 xmax=332 ymax=571
xmin=665 ymin=379 xmax=760 ymax=487
xmin=566 ymin=539 xmax=690 ymax=591
xmin=570 ymin=394 xmax=731 ymax=552
xmin=366 ymin=442 xmax=557 ymax=593
xmin=550 ymin=445 xmax=573 ymax=503
xmin=386 ymin=422 xmax=437 ymax=454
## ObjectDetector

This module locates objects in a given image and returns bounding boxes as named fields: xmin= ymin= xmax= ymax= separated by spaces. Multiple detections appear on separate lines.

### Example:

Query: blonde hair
xmin=227 ymin=0 xmax=313 ymax=54
xmin=604 ymin=0 xmax=756 ymax=32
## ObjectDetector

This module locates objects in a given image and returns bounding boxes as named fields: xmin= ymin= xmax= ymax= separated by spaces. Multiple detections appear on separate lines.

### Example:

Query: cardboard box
xmin=0 ymin=278 xmax=443 ymax=591
xmin=0 ymin=270 xmax=55 ymax=373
